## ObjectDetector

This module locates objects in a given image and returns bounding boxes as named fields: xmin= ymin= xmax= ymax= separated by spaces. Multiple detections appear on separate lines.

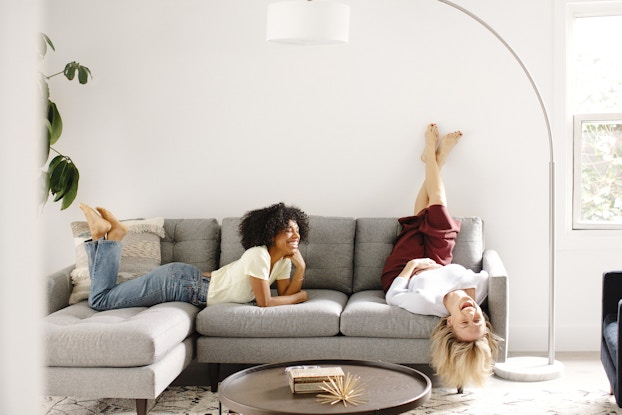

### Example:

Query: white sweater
xmin=385 ymin=263 xmax=488 ymax=317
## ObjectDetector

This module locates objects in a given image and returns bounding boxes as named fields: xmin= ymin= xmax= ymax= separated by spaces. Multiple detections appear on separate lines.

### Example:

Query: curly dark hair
xmin=239 ymin=202 xmax=310 ymax=250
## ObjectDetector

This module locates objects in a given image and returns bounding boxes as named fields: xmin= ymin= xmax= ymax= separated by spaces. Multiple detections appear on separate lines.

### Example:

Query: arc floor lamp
xmin=266 ymin=0 xmax=564 ymax=381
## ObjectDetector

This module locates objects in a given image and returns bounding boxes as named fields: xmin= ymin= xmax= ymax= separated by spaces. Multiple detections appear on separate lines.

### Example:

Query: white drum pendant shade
xmin=266 ymin=1 xmax=350 ymax=45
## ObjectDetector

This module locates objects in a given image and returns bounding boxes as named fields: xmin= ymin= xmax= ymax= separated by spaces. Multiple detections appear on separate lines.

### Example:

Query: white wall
xmin=1 ymin=2 xmax=44 ymax=414
xmin=40 ymin=0 xmax=621 ymax=352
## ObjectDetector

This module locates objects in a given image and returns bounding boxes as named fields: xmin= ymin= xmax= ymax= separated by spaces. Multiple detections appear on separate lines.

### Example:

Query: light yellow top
xmin=206 ymin=246 xmax=291 ymax=306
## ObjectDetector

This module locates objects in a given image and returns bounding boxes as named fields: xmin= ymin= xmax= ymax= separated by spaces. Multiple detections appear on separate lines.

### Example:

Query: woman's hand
xmin=399 ymin=258 xmax=441 ymax=279
xmin=253 ymin=277 xmax=308 ymax=307
xmin=296 ymin=289 xmax=308 ymax=303
xmin=287 ymin=249 xmax=306 ymax=271
xmin=255 ymin=249 xmax=307 ymax=306
xmin=277 ymin=249 xmax=306 ymax=297
xmin=411 ymin=258 xmax=441 ymax=275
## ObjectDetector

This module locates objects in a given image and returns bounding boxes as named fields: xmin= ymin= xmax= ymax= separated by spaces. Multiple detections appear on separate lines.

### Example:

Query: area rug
xmin=42 ymin=385 xmax=622 ymax=415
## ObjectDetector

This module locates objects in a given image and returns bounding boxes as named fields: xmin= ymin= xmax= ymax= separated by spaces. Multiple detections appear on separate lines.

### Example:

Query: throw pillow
xmin=68 ymin=217 xmax=166 ymax=305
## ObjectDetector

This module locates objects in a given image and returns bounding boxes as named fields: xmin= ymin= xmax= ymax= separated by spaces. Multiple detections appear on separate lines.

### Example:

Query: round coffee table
xmin=218 ymin=359 xmax=431 ymax=415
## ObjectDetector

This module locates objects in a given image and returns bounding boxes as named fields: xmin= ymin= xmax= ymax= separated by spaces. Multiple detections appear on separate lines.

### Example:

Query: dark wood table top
xmin=218 ymin=359 xmax=432 ymax=415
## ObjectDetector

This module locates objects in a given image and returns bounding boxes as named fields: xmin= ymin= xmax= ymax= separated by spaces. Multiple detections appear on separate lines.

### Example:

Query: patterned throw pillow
xmin=68 ymin=217 xmax=166 ymax=305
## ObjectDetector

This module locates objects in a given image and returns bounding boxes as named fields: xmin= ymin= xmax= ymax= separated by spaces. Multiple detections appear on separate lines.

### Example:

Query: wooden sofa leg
xmin=209 ymin=363 xmax=221 ymax=392
xmin=136 ymin=398 xmax=148 ymax=415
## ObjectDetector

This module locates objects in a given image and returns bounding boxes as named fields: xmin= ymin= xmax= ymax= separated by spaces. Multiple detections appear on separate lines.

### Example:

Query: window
xmin=572 ymin=12 xmax=622 ymax=229
xmin=573 ymin=114 xmax=622 ymax=229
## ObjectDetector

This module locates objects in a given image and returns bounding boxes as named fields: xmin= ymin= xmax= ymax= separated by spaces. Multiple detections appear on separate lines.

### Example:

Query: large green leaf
xmin=41 ymin=119 xmax=51 ymax=165
xmin=47 ymin=155 xmax=80 ymax=209
xmin=62 ymin=62 xmax=91 ymax=84
xmin=78 ymin=66 xmax=92 ymax=84
xmin=61 ymin=167 xmax=79 ymax=210
xmin=52 ymin=164 xmax=73 ymax=202
xmin=63 ymin=62 xmax=77 ymax=81
xmin=48 ymin=156 xmax=68 ymax=197
xmin=48 ymin=154 xmax=65 ymax=170
xmin=47 ymin=100 xmax=62 ymax=145
xmin=39 ymin=33 xmax=55 ymax=58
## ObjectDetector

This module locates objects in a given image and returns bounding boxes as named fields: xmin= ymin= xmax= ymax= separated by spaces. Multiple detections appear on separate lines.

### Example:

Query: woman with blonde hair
xmin=382 ymin=123 xmax=501 ymax=392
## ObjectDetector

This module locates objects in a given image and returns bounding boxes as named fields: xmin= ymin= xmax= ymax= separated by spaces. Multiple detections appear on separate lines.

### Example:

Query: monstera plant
xmin=40 ymin=33 xmax=91 ymax=210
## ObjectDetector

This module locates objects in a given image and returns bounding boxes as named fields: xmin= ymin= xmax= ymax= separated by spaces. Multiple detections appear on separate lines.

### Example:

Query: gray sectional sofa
xmin=44 ymin=215 xmax=508 ymax=415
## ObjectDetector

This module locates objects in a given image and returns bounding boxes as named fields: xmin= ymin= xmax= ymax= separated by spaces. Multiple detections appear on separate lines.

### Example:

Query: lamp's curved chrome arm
xmin=436 ymin=0 xmax=557 ymax=366
xmin=436 ymin=0 xmax=554 ymax=161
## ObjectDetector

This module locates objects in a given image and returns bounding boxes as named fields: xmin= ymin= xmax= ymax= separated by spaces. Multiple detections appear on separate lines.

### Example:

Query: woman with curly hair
xmin=382 ymin=123 xmax=501 ymax=392
xmin=79 ymin=202 xmax=309 ymax=310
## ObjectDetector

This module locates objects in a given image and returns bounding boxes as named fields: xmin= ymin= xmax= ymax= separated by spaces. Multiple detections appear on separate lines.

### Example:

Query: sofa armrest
xmin=603 ymin=271 xmax=622 ymax=322
xmin=47 ymin=265 xmax=74 ymax=314
xmin=482 ymin=249 xmax=508 ymax=362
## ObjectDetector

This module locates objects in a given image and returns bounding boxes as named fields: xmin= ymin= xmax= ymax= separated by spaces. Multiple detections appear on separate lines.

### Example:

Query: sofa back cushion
xmin=352 ymin=218 xmax=400 ymax=293
xmin=451 ymin=217 xmax=484 ymax=271
xmin=219 ymin=217 xmax=245 ymax=268
xmin=161 ymin=219 xmax=220 ymax=272
xmin=220 ymin=216 xmax=356 ymax=294
xmin=353 ymin=216 xmax=484 ymax=292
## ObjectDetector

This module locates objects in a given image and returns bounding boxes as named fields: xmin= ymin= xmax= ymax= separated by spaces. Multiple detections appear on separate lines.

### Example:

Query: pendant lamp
xmin=266 ymin=0 xmax=350 ymax=45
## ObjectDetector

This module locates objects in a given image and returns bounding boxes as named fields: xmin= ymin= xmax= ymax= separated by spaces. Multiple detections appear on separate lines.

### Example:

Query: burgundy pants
xmin=380 ymin=204 xmax=461 ymax=293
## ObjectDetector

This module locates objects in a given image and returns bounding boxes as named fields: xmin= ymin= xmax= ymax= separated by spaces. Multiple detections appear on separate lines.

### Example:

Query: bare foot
xmin=80 ymin=203 xmax=111 ymax=240
xmin=96 ymin=207 xmax=128 ymax=241
xmin=436 ymin=130 xmax=462 ymax=167
xmin=421 ymin=123 xmax=439 ymax=163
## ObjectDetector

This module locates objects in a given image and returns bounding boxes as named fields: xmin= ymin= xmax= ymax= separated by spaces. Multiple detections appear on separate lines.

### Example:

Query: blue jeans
xmin=85 ymin=239 xmax=209 ymax=310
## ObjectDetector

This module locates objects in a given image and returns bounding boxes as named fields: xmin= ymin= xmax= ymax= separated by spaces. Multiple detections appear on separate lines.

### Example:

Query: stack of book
xmin=286 ymin=366 xmax=345 ymax=394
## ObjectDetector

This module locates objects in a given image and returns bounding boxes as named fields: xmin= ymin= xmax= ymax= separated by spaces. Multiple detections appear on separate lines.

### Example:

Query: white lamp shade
xmin=266 ymin=1 xmax=350 ymax=45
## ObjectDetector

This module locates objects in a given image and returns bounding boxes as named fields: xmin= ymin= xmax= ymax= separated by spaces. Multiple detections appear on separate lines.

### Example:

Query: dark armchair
xmin=602 ymin=270 xmax=622 ymax=407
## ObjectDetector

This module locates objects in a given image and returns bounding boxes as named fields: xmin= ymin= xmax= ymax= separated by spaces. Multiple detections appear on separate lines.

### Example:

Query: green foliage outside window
xmin=579 ymin=121 xmax=622 ymax=224
xmin=574 ymin=15 xmax=622 ymax=228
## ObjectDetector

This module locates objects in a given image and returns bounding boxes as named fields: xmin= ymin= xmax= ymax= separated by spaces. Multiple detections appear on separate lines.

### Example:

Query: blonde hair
xmin=430 ymin=316 xmax=501 ymax=389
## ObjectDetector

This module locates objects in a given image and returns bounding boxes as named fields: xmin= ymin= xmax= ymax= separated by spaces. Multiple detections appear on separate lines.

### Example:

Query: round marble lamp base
xmin=494 ymin=356 xmax=564 ymax=382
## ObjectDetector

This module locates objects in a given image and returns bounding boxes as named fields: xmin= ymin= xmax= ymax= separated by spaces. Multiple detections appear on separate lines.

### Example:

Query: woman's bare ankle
xmin=96 ymin=207 xmax=128 ymax=241
xmin=436 ymin=131 xmax=462 ymax=166
xmin=421 ymin=123 xmax=439 ymax=163
xmin=79 ymin=203 xmax=111 ymax=240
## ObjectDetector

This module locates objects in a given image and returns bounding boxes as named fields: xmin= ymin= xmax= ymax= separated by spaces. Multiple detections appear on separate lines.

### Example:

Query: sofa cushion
xmin=303 ymin=216 xmax=356 ymax=293
xmin=353 ymin=216 xmax=484 ymax=292
xmin=161 ymin=218 xmax=220 ymax=271
xmin=452 ymin=217 xmax=484 ymax=272
xmin=340 ymin=290 xmax=439 ymax=339
xmin=604 ymin=313 xmax=618 ymax=368
xmin=69 ymin=218 xmax=166 ymax=304
xmin=196 ymin=289 xmax=347 ymax=337
xmin=353 ymin=218 xmax=400 ymax=292
xmin=219 ymin=216 xmax=356 ymax=294
xmin=44 ymin=301 xmax=199 ymax=367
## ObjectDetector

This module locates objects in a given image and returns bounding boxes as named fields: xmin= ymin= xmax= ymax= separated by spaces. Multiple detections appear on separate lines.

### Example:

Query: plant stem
xmin=44 ymin=71 xmax=64 ymax=80
xmin=49 ymin=147 xmax=73 ymax=162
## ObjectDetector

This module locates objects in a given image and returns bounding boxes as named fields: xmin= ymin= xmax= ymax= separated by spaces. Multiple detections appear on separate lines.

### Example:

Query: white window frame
xmin=573 ymin=113 xmax=622 ymax=229
xmin=567 ymin=2 xmax=622 ymax=231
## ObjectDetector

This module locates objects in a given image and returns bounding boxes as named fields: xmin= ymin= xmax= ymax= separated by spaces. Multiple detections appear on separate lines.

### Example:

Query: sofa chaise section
xmin=43 ymin=218 xmax=220 ymax=415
